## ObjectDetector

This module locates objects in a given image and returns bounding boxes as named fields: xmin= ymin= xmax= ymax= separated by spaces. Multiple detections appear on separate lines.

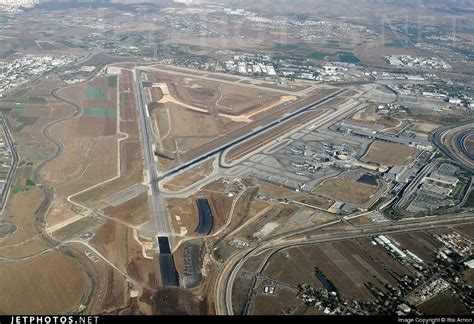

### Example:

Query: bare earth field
xmin=417 ymin=291 xmax=470 ymax=315
xmin=0 ymin=189 xmax=45 ymax=249
xmin=103 ymin=192 xmax=150 ymax=227
xmin=162 ymin=160 xmax=214 ymax=191
xmin=0 ymin=252 xmax=86 ymax=314
xmin=361 ymin=140 xmax=418 ymax=166
xmin=314 ymin=177 xmax=382 ymax=205
xmin=250 ymin=285 xmax=302 ymax=315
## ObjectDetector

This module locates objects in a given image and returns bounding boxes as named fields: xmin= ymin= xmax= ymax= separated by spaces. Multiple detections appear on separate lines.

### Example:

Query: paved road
xmin=0 ymin=119 xmax=19 ymax=213
xmin=133 ymin=69 xmax=173 ymax=241
xmin=152 ymin=88 xmax=346 ymax=183
xmin=431 ymin=121 xmax=474 ymax=173
xmin=217 ymin=212 xmax=474 ymax=315
xmin=140 ymin=65 xmax=317 ymax=96
xmin=458 ymin=130 xmax=474 ymax=161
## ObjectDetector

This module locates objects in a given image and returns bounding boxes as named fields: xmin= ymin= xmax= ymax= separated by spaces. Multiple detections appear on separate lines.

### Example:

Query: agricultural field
xmin=0 ymin=65 xmax=152 ymax=317
xmin=235 ymin=235 xmax=432 ymax=314
xmin=417 ymin=291 xmax=470 ymax=315
xmin=42 ymin=76 xmax=118 ymax=185
xmin=361 ymin=141 xmax=418 ymax=166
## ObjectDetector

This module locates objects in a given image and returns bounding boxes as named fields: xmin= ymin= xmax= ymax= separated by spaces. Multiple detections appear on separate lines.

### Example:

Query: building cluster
xmin=223 ymin=56 xmax=277 ymax=76
xmin=218 ymin=52 xmax=363 ymax=82
xmin=61 ymin=65 xmax=97 ymax=85
xmin=385 ymin=55 xmax=451 ymax=70
xmin=0 ymin=54 xmax=78 ymax=96
xmin=369 ymin=71 xmax=427 ymax=81
xmin=372 ymin=235 xmax=424 ymax=267
xmin=425 ymin=34 xmax=463 ymax=42
xmin=58 ymin=16 xmax=115 ymax=30
xmin=434 ymin=232 xmax=472 ymax=258
xmin=395 ymin=83 xmax=473 ymax=110
xmin=297 ymin=21 xmax=379 ymax=43
xmin=223 ymin=8 xmax=255 ymax=17
xmin=406 ymin=163 xmax=464 ymax=214
xmin=164 ymin=14 xmax=229 ymax=38
xmin=408 ymin=278 xmax=451 ymax=305
xmin=0 ymin=0 xmax=37 ymax=11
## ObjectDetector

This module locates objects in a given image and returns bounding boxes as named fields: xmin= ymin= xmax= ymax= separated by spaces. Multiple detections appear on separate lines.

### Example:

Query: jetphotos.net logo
xmin=10 ymin=317 xmax=99 ymax=324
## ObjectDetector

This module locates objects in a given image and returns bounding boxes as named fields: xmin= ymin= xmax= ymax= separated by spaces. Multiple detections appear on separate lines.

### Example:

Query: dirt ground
xmin=361 ymin=140 xmax=418 ymax=166
xmin=453 ymin=224 xmax=474 ymax=239
xmin=0 ymin=251 xmax=86 ymax=314
xmin=162 ymin=160 xmax=214 ymax=191
xmin=225 ymin=109 xmax=327 ymax=163
xmin=251 ymin=285 xmax=302 ymax=315
xmin=314 ymin=177 xmax=382 ymax=205
xmin=411 ymin=121 xmax=441 ymax=133
xmin=145 ymin=70 xmax=337 ymax=171
xmin=55 ymin=136 xmax=119 ymax=197
xmin=1 ymin=189 xmax=43 ymax=246
xmin=151 ymin=287 xmax=209 ymax=315
xmin=167 ymin=198 xmax=198 ymax=236
xmin=260 ymin=238 xmax=418 ymax=304
xmin=216 ymin=84 xmax=282 ymax=115
xmin=103 ymin=192 xmax=150 ymax=226
xmin=417 ymin=291 xmax=470 ymax=315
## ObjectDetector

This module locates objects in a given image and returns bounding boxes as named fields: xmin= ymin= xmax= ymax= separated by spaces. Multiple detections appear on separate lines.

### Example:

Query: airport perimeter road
xmin=456 ymin=130 xmax=474 ymax=163
xmin=133 ymin=69 xmax=172 ymax=239
xmin=216 ymin=212 xmax=474 ymax=315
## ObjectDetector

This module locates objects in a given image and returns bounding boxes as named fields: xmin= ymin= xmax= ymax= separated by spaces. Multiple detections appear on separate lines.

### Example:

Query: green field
xmin=464 ymin=191 xmax=474 ymax=208
xmin=83 ymin=107 xmax=116 ymax=117
xmin=26 ymin=179 xmax=36 ymax=187
xmin=326 ymin=40 xmax=342 ymax=48
xmin=85 ymin=86 xmax=108 ymax=100
xmin=15 ymin=99 xmax=27 ymax=106
xmin=25 ymin=150 xmax=43 ymax=161
xmin=336 ymin=51 xmax=360 ymax=64
xmin=275 ymin=43 xmax=299 ymax=50
xmin=11 ymin=178 xmax=36 ymax=194
xmin=107 ymin=76 xmax=117 ymax=88
xmin=309 ymin=51 xmax=330 ymax=60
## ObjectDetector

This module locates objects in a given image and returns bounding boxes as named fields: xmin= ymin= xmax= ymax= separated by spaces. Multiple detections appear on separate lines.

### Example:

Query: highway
xmin=0 ymin=118 xmax=19 ymax=213
xmin=133 ymin=69 xmax=173 ymax=240
xmin=458 ymin=130 xmax=474 ymax=161
xmin=431 ymin=120 xmax=474 ymax=173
